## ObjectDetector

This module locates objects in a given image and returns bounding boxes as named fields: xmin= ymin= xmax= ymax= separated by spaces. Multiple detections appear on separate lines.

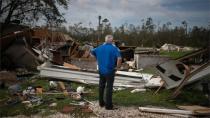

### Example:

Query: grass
xmin=86 ymin=87 xmax=208 ymax=108
xmin=159 ymin=51 xmax=192 ymax=59
xmin=139 ymin=67 xmax=157 ymax=75
xmin=0 ymin=76 xmax=209 ymax=117
xmin=0 ymin=77 xmax=95 ymax=117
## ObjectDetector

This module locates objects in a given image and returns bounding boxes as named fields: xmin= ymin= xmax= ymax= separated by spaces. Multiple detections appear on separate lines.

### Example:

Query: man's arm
xmin=115 ymin=47 xmax=122 ymax=70
xmin=116 ymin=57 xmax=122 ymax=69
xmin=90 ymin=48 xmax=96 ymax=58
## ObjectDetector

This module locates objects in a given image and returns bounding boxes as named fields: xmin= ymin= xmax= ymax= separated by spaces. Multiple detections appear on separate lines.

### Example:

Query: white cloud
xmin=62 ymin=0 xmax=210 ymax=28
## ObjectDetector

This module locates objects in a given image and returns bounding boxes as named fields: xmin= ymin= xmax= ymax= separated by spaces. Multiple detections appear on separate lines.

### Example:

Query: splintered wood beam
xmin=139 ymin=107 xmax=195 ymax=115
xmin=154 ymin=81 xmax=165 ymax=95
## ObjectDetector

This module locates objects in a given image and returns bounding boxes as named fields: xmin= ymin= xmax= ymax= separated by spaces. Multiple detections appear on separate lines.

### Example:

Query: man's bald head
xmin=105 ymin=35 xmax=113 ymax=43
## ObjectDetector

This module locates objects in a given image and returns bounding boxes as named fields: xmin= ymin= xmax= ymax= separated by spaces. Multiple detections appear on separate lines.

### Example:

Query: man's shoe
xmin=105 ymin=105 xmax=118 ymax=110
xmin=99 ymin=102 xmax=105 ymax=107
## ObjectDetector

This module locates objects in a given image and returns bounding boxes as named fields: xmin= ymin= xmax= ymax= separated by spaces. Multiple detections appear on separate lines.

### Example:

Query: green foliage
xmin=159 ymin=51 xmax=192 ymax=59
xmin=65 ymin=18 xmax=210 ymax=48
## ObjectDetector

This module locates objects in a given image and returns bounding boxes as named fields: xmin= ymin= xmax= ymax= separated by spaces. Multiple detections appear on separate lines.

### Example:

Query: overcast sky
xmin=62 ymin=0 xmax=210 ymax=28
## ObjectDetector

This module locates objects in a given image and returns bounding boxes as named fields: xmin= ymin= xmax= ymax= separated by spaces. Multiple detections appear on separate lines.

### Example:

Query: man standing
xmin=91 ymin=35 xmax=122 ymax=110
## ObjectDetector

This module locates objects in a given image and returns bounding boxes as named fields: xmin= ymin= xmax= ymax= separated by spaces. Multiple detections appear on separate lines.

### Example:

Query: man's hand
xmin=116 ymin=57 xmax=122 ymax=69
xmin=114 ymin=57 xmax=122 ymax=72
xmin=114 ymin=67 xmax=120 ymax=72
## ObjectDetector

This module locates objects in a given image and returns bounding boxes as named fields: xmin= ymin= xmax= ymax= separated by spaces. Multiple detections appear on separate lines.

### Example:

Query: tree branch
xmin=12 ymin=8 xmax=38 ymax=18
xmin=0 ymin=1 xmax=13 ymax=16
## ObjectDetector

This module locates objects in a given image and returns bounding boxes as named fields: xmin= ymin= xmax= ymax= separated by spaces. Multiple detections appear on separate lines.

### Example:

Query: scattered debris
xmin=145 ymin=76 xmax=163 ymax=88
xmin=22 ymin=86 xmax=36 ymax=95
xmin=135 ymin=47 xmax=159 ymax=55
xmin=49 ymin=81 xmax=58 ymax=88
xmin=22 ymin=100 xmax=33 ymax=107
xmin=161 ymin=43 xmax=180 ymax=51
xmin=35 ymin=87 xmax=43 ymax=95
xmin=130 ymin=88 xmax=146 ymax=93
xmin=8 ymin=83 xmax=21 ymax=95
xmin=83 ymin=99 xmax=94 ymax=106
xmin=28 ymin=96 xmax=43 ymax=107
xmin=49 ymin=102 xmax=57 ymax=107
xmin=63 ymin=62 xmax=81 ymax=70
xmin=155 ymin=48 xmax=210 ymax=97
xmin=76 ymin=86 xmax=85 ymax=94
xmin=81 ymin=106 xmax=93 ymax=113
xmin=0 ymin=71 xmax=18 ymax=87
xmin=61 ymin=105 xmax=76 ymax=113
xmin=6 ymin=97 xmax=21 ymax=106
xmin=71 ymin=94 xmax=82 ymax=101
xmin=113 ymin=87 xmax=126 ymax=91
xmin=69 ymin=101 xmax=86 ymax=106
xmin=161 ymin=43 xmax=196 ymax=52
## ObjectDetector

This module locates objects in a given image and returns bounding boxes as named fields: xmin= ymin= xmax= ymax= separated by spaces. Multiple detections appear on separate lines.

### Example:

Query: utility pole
xmin=208 ymin=21 xmax=210 ymax=60
xmin=97 ymin=15 xmax=109 ymax=46
xmin=208 ymin=33 xmax=210 ymax=60
xmin=97 ymin=16 xmax=101 ymax=46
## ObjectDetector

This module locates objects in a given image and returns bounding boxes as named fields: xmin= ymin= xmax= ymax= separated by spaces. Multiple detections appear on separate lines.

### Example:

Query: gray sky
xmin=62 ymin=0 xmax=210 ymax=28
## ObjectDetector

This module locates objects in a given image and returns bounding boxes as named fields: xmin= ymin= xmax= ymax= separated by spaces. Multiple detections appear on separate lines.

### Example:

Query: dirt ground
xmin=89 ymin=101 xmax=196 ymax=118
xmin=7 ymin=101 xmax=199 ymax=118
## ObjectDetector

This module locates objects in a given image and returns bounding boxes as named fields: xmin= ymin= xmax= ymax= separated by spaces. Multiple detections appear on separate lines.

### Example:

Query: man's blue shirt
xmin=91 ymin=43 xmax=121 ymax=75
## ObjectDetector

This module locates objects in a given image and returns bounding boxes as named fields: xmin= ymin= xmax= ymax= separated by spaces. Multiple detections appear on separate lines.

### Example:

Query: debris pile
xmin=0 ymin=74 xmax=96 ymax=116
xmin=1 ymin=25 xmax=210 ymax=117
xmin=0 ymin=27 xmax=95 ymax=70
xmin=38 ymin=61 xmax=162 ymax=88
xmin=155 ymin=48 xmax=210 ymax=98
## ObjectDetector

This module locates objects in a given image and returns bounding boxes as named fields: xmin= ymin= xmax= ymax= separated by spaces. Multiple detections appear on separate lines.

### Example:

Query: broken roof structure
xmin=38 ymin=62 xmax=162 ymax=88
xmin=0 ymin=26 xmax=80 ymax=70
xmin=155 ymin=48 xmax=210 ymax=97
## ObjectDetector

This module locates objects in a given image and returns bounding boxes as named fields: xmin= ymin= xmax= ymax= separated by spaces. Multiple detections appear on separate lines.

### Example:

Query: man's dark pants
xmin=99 ymin=72 xmax=115 ymax=108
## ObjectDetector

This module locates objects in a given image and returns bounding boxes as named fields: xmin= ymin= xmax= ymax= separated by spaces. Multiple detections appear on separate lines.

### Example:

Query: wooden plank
xmin=70 ymin=43 xmax=78 ymax=56
xmin=154 ymin=81 xmax=165 ymax=95
xmin=170 ymin=114 xmax=191 ymax=118
xmin=63 ymin=62 xmax=81 ymax=70
xmin=177 ymin=105 xmax=210 ymax=114
xmin=139 ymin=107 xmax=195 ymax=115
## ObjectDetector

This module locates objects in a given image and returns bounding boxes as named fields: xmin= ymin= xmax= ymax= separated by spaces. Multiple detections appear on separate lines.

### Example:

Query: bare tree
xmin=0 ymin=0 xmax=69 ymax=28
xmin=182 ymin=20 xmax=188 ymax=35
